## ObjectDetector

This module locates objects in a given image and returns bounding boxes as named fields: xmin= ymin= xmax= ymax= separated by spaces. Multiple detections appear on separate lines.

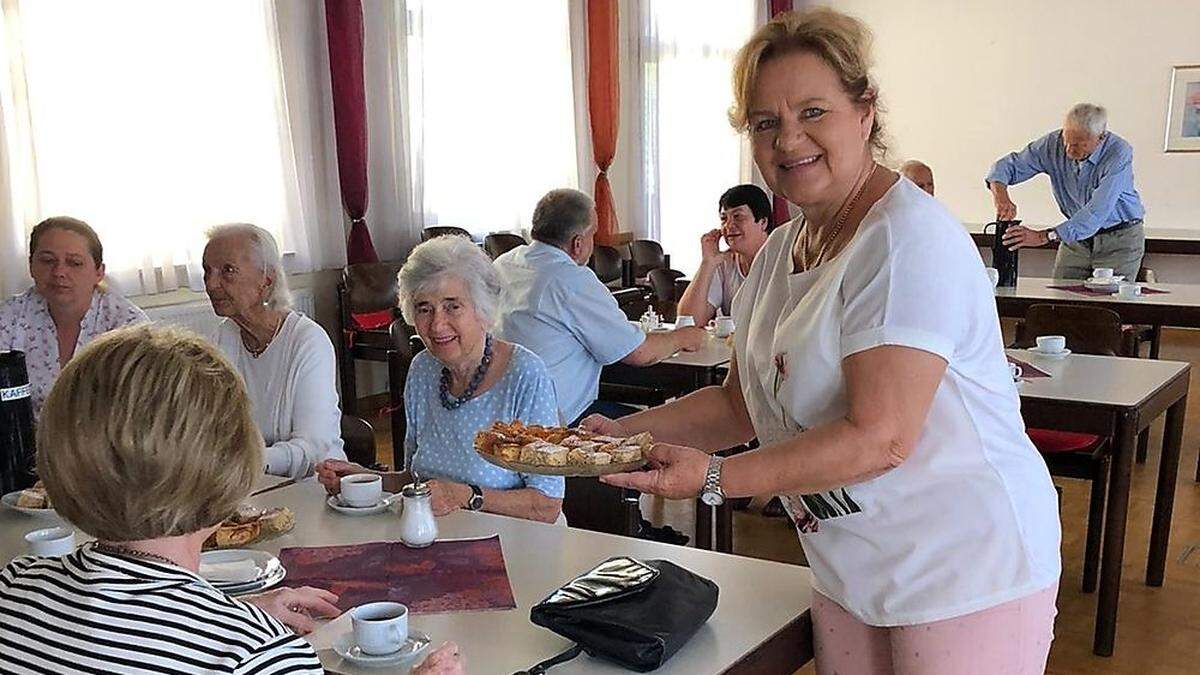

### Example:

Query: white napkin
xmin=199 ymin=559 xmax=259 ymax=583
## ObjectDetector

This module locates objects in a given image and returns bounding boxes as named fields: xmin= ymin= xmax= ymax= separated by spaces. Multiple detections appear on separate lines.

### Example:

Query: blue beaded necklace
xmin=439 ymin=334 xmax=494 ymax=410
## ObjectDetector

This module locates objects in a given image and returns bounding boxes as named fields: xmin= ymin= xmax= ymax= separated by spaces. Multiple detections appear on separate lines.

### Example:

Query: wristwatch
xmin=699 ymin=455 xmax=726 ymax=507
xmin=1045 ymin=228 xmax=1059 ymax=243
xmin=466 ymin=484 xmax=484 ymax=511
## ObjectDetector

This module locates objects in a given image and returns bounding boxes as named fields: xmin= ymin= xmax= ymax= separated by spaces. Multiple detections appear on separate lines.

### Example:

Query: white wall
xmin=831 ymin=0 xmax=1200 ymax=233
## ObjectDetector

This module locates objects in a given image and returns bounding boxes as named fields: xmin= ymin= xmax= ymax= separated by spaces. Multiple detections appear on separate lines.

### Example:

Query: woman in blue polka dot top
xmin=317 ymin=236 xmax=564 ymax=523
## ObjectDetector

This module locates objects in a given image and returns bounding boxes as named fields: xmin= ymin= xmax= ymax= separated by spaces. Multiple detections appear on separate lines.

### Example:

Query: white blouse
xmin=732 ymin=179 xmax=1061 ymax=626
xmin=214 ymin=312 xmax=346 ymax=478
xmin=0 ymin=288 xmax=148 ymax=417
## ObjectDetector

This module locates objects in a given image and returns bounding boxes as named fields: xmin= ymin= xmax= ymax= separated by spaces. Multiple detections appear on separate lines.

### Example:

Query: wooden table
xmin=0 ymin=481 xmax=815 ymax=675
xmin=1008 ymin=349 xmax=1190 ymax=656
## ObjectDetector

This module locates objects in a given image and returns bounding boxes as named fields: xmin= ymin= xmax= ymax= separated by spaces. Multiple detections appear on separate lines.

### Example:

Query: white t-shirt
xmin=704 ymin=255 xmax=747 ymax=318
xmin=732 ymin=179 xmax=1061 ymax=626
xmin=215 ymin=312 xmax=346 ymax=478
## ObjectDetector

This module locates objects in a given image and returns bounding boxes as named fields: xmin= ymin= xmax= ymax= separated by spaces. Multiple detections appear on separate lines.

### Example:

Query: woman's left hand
xmin=427 ymin=480 xmax=470 ymax=516
xmin=244 ymin=586 xmax=341 ymax=635
xmin=600 ymin=443 xmax=709 ymax=499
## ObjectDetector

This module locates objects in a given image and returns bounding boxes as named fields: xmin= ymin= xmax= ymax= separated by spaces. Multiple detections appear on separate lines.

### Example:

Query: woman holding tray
xmin=318 ymin=236 xmax=564 ymax=524
xmin=594 ymin=8 xmax=1061 ymax=675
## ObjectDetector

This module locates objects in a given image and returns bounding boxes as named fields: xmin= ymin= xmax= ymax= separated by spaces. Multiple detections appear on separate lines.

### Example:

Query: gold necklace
xmin=799 ymin=163 xmax=878 ymax=271
xmin=93 ymin=542 xmax=181 ymax=568
xmin=244 ymin=314 xmax=285 ymax=358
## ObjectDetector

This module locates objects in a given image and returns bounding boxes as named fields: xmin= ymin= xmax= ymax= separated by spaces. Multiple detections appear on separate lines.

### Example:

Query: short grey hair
xmin=397 ymin=235 xmax=501 ymax=328
xmin=1066 ymin=103 xmax=1107 ymax=137
xmin=531 ymin=188 xmax=595 ymax=248
xmin=205 ymin=223 xmax=292 ymax=310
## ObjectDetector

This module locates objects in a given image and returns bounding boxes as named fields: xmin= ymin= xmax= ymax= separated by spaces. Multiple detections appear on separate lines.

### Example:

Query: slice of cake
xmin=519 ymin=440 xmax=568 ymax=466
xmin=609 ymin=445 xmax=643 ymax=463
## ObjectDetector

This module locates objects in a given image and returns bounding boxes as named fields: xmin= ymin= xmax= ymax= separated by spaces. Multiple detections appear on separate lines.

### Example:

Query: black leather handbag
xmin=520 ymin=556 xmax=719 ymax=673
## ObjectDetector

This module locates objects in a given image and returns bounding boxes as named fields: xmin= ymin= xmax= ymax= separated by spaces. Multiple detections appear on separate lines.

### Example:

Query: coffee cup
xmin=350 ymin=602 xmax=409 ymax=655
xmin=985 ymin=267 xmax=1000 ymax=288
xmin=1035 ymin=335 xmax=1067 ymax=354
xmin=340 ymin=474 xmax=384 ymax=508
xmin=25 ymin=526 xmax=75 ymax=557
xmin=674 ymin=315 xmax=696 ymax=328
xmin=1092 ymin=267 xmax=1114 ymax=280
xmin=1009 ymin=362 xmax=1023 ymax=382
xmin=709 ymin=315 xmax=735 ymax=338
xmin=1118 ymin=282 xmax=1142 ymax=299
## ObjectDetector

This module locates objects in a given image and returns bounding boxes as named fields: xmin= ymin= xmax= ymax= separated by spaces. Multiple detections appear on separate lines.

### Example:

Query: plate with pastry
xmin=203 ymin=505 xmax=296 ymax=550
xmin=1 ymin=482 xmax=60 ymax=518
xmin=474 ymin=421 xmax=652 ymax=477
xmin=199 ymin=548 xmax=286 ymax=596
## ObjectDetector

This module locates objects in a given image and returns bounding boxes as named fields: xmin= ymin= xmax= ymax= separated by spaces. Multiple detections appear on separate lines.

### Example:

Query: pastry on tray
xmin=204 ymin=505 xmax=295 ymax=550
xmin=474 ymin=421 xmax=653 ymax=470
xmin=15 ymin=482 xmax=51 ymax=509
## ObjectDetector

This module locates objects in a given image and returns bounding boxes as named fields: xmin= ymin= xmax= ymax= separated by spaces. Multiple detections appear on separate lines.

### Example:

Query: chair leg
xmin=1136 ymin=428 xmax=1150 ymax=464
xmin=1149 ymin=325 xmax=1162 ymax=359
xmin=1082 ymin=458 xmax=1109 ymax=593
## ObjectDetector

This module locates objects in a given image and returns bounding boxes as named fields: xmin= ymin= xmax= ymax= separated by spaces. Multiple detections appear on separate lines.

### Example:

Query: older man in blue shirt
xmin=987 ymin=103 xmax=1145 ymax=280
xmin=494 ymin=188 xmax=706 ymax=425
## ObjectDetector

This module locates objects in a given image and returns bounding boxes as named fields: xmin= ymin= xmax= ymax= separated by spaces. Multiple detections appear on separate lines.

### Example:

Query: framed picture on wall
xmin=1164 ymin=65 xmax=1200 ymax=152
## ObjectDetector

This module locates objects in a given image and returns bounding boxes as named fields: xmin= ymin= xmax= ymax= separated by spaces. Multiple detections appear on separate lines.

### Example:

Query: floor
xmin=367 ymin=328 xmax=1200 ymax=674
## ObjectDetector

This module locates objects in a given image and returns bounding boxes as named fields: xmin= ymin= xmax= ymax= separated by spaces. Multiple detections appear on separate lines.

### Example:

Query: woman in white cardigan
xmin=202 ymin=223 xmax=345 ymax=478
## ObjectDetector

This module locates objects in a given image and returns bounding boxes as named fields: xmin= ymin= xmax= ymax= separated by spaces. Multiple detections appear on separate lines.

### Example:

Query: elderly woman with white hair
xmin=202 ymin=223 xmax=345 ymax=478
xmin=317 ymin=236 xmax=563 ymax=523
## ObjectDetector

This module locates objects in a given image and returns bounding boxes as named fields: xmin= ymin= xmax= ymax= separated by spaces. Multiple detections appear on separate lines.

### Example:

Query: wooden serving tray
xmin=476 ymin=451 xmax=647 ymax=477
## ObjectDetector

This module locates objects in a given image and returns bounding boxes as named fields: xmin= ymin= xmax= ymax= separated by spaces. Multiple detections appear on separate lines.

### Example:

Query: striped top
xmin=0 ymin=545 xmax=322 ymax=674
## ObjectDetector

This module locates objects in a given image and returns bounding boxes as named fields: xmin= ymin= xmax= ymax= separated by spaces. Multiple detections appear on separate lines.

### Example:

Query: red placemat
xmin=278 ymin=535 xmax=515 ymax=614
xmin=1007 ymin=354 xmax=1051 ymax=378
xmin=1048 ymin=284 xmax=1170 ymax=297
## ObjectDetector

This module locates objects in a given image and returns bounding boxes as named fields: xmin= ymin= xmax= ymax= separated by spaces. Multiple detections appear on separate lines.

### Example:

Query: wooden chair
xmin=337 ymin=262 xmax=404 ymax=415
xmin=340 ymin=414 xmax=378 ymax=468
xmin=629 ymin=239 xmax=672 ymax=279
xmin=1016 ymin=303 xmax=1123 ymax=592
xmin=484 ymin=232 xmax=526 ymax=260
xmin=386 ymin=319 xmax=423 ymax=470
xmin=421 ymin=226 xmax=470 ymax=241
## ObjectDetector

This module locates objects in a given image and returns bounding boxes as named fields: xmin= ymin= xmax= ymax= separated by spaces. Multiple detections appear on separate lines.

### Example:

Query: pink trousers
xmin=812 ymin=584 xmax=1058 ymax=675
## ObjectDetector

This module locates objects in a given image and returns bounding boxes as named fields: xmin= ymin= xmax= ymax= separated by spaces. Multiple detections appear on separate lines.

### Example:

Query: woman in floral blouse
xmin=0 ymin=216 xmax=147 ymax=417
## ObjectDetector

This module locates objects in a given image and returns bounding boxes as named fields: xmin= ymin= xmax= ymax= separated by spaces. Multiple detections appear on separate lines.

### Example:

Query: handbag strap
xmin=513 ymin=644 xmax=584 ymax=674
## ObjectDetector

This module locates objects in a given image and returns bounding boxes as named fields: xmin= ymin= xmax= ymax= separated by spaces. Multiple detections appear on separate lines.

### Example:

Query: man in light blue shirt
xmin=986 ymin=103 xmax=1145 ymax=279
xmin=494 ymin=189 xmax=706 ymax=425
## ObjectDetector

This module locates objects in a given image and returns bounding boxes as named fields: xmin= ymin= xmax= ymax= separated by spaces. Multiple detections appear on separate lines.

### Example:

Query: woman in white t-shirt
xmin=591 ymin=8 xmax=1060 ymax=674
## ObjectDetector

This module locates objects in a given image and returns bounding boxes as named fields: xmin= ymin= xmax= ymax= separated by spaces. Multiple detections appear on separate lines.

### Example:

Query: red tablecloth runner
xmin=1007 ymin=354 xmax=1052 ymax=378
xmin=1047 ymin=283 xmax=1170 ymax=297
xmin=278 ymin=535 xmax=515 ymax=613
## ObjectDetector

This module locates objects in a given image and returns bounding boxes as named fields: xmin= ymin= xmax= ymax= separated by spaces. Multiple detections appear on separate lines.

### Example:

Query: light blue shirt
xmin=493 ymin=241 xmax=646 ymax=423
xmin=986 ymin=130 xmax=1145 ymax=242
xmin=404 ymin=344 xmax=564 ymax=499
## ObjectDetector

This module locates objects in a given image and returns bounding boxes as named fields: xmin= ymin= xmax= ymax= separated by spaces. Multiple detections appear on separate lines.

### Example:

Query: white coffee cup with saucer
xmin=1117 ymin=282 xmax=1142 ymax=299
xmin=1092 ymin=267 xmax=1114 ymax=280
xmin=1029 ymin=335 xmax=1070 ymax=358
xmin=709 ymin=315 xmax=735 ymax=338
xmin=335 ymin=602 xmax=432 ymax=666
xmin=340 ymin=474 xmax=383 ymax=508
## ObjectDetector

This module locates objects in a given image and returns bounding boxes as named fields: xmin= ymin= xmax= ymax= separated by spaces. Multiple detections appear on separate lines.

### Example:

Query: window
xmin=406 ymin=0 xmax=578 ymax=236
xmin=641 ymin=1 xmax=756 ymax=275
xmin=1 ymin=0 xmax=303 ymax=295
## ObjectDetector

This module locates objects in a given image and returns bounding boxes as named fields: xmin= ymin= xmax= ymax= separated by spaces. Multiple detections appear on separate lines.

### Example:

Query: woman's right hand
xmin=699 ymin=229 xmax=727 ymax=263
xmin=315 ymin=459 xmax=371 ymax=495
xmin=579 ymin=414 xmax=628 ymax=437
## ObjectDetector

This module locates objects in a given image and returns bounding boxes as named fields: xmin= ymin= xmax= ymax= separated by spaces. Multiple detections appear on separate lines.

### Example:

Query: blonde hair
xmin=729 ymin=7 xmax=887 ymax=157
xmin=36 ymin=324 xmax=263 ymax=542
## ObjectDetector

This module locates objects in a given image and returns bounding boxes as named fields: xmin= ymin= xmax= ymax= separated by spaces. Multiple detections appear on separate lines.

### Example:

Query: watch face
xmin=700 ymin=491 xmax=724 ymax=507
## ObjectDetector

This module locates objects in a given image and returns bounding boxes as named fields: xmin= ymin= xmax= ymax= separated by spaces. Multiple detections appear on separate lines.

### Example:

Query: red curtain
xmin=768 ymin=0 xmax=793 ymax=227
xmin=587 ymin=0 xmax=620 ymax=245
xmin=325 ymin=0 xmax=379 ymax=264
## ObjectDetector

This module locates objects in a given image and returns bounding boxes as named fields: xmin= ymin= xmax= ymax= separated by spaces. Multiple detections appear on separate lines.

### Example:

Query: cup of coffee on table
xmin=710 ymin=315 xmax=735 ymax=338
xmin=1118 ymin=282 xmax=1142 ymax=299
xmin=340 ymin=474 xmax=383 ymax=507
xmin=350 ymin=602 xmax=409 ymax=655
xmin=1035 ymin=335 xmax=1067 ymax=354
xmin=1092 ymin=267 xmax=1114 ymax=280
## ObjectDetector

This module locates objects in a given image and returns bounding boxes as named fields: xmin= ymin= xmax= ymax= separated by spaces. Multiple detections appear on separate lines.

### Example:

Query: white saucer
xmin=1027 ymin=347 xmax=1071 ymax=359
xmin=0 ymin=491 xmax=61 ymax=519
xmin=333 ymin=630 xmax=431 ymax=668
xmin=200 ymin=549 xmax=286 ymax=596
xmin=326 ymin=492 xmax=397 ymax=516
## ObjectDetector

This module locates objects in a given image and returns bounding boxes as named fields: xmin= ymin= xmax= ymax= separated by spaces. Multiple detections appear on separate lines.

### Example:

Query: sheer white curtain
xmin=0 ymin=0 xmax=344 ymax=299
xmin=639 ymin=0 xmax=756 ymax=275
xmin=405 ymin=0 xmax=578 ymax=237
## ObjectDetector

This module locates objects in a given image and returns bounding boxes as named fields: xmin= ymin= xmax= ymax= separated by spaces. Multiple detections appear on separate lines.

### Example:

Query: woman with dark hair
xmin=676 ymin=184 xmax=773 ymax=324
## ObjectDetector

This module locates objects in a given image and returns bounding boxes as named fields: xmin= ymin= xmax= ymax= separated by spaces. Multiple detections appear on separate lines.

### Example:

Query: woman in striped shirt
xmin=0 ymin=325 xmax=337 ymax=674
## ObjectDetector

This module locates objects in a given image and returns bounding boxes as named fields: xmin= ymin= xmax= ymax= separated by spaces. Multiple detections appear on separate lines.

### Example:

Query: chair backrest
xmin=342 ymin=262 xmax=403 ymax=314
xmin=421 ymin=226 xmax=471 ymax=242
xmin=1018 ymin=303 xmax=1125 ymax=356
xmin=340 ymin=414 xmax=377 ymax=466
xmin=589 ymin=245 xmax=623 ymax=284
xmin=629 ymin=240 xmax=666 ymax=278
xmin=484 ymin=232 xmax=526 ymax=260
xmin=647 ymin=268 xmax=681 ymax=303
xmin=612 ymin=287 xmax=651 ymax=321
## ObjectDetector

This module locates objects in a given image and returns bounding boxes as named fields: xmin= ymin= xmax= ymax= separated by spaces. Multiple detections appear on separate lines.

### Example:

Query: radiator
xmin=142 ymin=289 xmax=316 ymax=337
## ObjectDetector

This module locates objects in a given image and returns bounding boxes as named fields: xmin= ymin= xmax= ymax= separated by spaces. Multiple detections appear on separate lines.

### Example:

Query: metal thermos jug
xmin=985 ymin=220 xmax=1021 ymax=287
xmin=0 ymin=351 xmax=37 ymax=494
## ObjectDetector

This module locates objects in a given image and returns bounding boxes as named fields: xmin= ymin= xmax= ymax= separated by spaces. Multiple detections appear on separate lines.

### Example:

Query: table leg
xmin=716 ymin=502 xmax=733 ymax=553
xmin=1148 ymin=395 xmax=1186 ymax=586
xmin=1149 ymin=325 xmax=1162 ymax=360
xmin=1136 ymin=429 xmax=1150 ymax=464
xmin=1094 ymin=412 xmax=1137 ymax=657
xmin=695 ymin=500 xmax=713 ymax=550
